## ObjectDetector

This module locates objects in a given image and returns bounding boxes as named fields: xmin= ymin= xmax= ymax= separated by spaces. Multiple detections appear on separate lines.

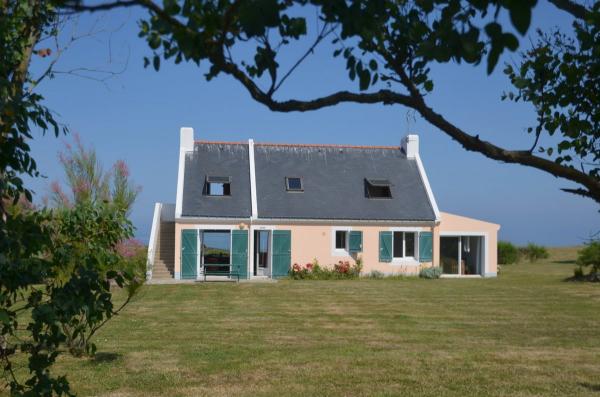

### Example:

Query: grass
xmin=13 ymin=247 xmax=600 ymax=396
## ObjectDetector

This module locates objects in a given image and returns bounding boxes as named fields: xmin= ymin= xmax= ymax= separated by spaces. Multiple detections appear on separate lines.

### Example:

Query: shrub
xmin=576 ymin=241 xmax=600 ymax=281
xmin=289 ymin=258 xmax=362 ymax=280
xmin=498 ymin=241 xmax=520 ymax=264
xmin=520 ymin=243 xmax=550 ymax=263
xmin=419 ymin=266 xmax=443 ymax=279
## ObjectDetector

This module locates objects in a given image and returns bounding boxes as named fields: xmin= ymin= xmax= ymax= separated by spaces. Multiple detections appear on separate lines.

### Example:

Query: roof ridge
xmin=255 ymin=142 xmax=400 ymax=149
xmin=194 ymin=140 xmax=401 ymax=150
xmin=195 ymin=140 xmax=247 ymax=145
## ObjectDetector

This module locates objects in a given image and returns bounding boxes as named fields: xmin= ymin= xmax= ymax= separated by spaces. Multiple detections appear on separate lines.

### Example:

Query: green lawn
xmin=33 ymin=248 xmax=600 ymax=396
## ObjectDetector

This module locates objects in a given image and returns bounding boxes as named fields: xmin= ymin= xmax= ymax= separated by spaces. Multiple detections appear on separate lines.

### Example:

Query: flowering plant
xmin=289 ymin=257 xmax=362 ymax=280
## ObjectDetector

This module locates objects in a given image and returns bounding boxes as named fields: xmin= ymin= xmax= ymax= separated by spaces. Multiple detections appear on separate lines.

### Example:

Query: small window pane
xmin=405 ymin=232 xmax=415 ymax=257
xmin=393 ymin=231 xmax=404 ymax=258
xmin=286 ymin=177 xmax=303 ymax=191
xmin=335 ymin=230 xmax=347 ymax=249
xmin=206 ymin=182 xmax=231 ymax=196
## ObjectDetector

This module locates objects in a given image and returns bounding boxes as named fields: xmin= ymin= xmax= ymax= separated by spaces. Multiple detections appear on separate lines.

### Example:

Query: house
xmin=147 ymin=127 xmax=500 ymax=281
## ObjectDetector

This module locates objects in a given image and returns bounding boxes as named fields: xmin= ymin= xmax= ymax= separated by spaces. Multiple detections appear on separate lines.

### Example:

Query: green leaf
xmin=153 ymin=55 xmax=160 ymax=71
xmin=423 ymin=80 xmax=434 ymax=92
xmin=509 ymin=3 xmax=532 ymax=36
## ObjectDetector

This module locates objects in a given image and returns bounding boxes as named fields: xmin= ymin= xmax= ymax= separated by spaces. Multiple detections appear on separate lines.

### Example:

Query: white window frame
xmin=389 ymin=227 xmax=422 ymax=265
xmin=331 ymin=227 xmax=352 ymax=257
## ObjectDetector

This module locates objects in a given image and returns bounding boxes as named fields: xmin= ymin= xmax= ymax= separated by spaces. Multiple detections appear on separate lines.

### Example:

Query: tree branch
xmin=546 ymin=0 xmax=591 ymax=20
xmin=218 ymin=55 xmax=600 ymax=203
xmin=58 ymin=0 xmax=140 ymax=14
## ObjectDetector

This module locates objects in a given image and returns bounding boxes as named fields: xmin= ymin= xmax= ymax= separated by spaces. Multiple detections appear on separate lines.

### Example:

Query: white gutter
xmin=248 ymin=138 xmax=258 ymax=219
xmin=414 ymin=152 xmax=441 ymax=222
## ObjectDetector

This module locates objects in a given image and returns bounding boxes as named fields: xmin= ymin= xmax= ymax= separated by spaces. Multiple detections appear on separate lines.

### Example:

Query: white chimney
xmin=180 ymin=127 xmax=194 ymax=151
xmin=402 ymin=134 xmax=419 ymax=158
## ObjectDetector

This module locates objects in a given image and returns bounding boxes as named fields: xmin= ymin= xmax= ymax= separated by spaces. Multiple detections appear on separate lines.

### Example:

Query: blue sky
xmin=26 ymin=2 xmax=598 ymax=246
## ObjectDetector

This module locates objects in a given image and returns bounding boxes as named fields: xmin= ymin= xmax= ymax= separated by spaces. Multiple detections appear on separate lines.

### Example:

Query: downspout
xmin=248 ymin=139 xmax=258 ymax=278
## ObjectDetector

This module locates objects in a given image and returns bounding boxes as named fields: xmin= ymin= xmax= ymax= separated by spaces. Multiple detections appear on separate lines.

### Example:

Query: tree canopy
xmin=64 ymin=0 xmax=599 ymax=203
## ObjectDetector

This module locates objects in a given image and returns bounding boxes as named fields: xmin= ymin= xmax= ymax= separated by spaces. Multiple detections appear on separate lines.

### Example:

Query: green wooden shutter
xmin=231 ymin=230 xmax=248 ymax=279
xmin=181 ymin=229 xmax=198 ymax=279
xmin=379 ymin=231 xmax=392 ymax=262
xmin=419 ymin=232 xmax=433 ymax=262
xmin=272 ymin=230 xmax=291 ymax=278
xmin=349 ymin=231 xmax=363 ymax=253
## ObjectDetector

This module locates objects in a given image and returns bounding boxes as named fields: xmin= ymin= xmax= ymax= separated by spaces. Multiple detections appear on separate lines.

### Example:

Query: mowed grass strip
xmin=12 ymin=247 xmax=600 ymax=396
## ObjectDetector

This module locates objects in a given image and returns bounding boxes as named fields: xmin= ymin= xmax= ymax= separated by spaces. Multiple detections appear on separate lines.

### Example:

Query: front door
xmin=254 ymin=230 xmax=270 ymax=276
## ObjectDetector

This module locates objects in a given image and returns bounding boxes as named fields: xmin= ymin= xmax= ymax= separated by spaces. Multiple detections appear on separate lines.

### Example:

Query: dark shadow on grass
xmin=553 ymin=259 xmax=576 ymax=265
xmin=579 ymin=382 xmax=600 ymax=392
xmin=91 ymin=352 xmax=121 ymax=363
xmin=563 ymin=275 xmax=600 ymax=283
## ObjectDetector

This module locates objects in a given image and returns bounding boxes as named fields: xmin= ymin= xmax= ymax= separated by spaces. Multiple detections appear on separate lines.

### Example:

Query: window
xmin=335 ymin=230 xmax=347 ymax=250
xmin=393 ymin=231 xmax=417 ymax=259
xmin=365 ymin=178 xmax=392 ymax=198
xmin=202 ymin=231 xmax=230 ymax=271
xmin=286 ymin=177 xmax=303 ymax=191
xmin=205 ymin=176 xmax=231 ymax=196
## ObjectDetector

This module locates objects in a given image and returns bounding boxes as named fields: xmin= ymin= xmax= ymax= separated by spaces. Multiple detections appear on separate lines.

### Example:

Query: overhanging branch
xmin=546 ymin=0 xmax=591 ymax=20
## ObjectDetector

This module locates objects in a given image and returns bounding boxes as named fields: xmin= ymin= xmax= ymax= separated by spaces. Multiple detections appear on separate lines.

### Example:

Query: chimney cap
xmin=180 ymin=127 xmax=194 ymax=151
xmin=402 ymin=134 xmax=419 ymax=158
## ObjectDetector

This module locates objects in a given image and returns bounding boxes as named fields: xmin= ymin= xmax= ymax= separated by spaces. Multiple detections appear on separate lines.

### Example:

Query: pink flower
xmin=116 ymin=238 xmax=145 ymax=258
xmin=114 ymin=160 xmax=130 ymax=178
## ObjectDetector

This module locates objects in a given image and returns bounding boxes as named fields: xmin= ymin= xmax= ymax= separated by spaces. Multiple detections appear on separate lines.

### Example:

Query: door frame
xmin=250 ymin=225 xmax=276 ymax=279
xmin=254 ymin=229 xmax=272 ymax=277
xmin=439 ymin=232 xmax=488 ymax=276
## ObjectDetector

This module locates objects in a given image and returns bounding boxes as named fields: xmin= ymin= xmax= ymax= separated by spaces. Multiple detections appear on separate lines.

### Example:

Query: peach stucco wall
xmin=172 ymin=212 xmax=499 ymax=278
xmin=284 ymin=224 xmax=433 ymax=275
xmin=435 ymin=211 xmax=500 ymax=275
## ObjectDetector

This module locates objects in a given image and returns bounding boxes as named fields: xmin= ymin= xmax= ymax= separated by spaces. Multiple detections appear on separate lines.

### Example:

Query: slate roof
xmin=181 ymin=141 xmax=436 ymax=221
xmin=181 ymin=142 xmax=252 ymax=218
xmin=253 ymin=143 xmax=435 ymax=221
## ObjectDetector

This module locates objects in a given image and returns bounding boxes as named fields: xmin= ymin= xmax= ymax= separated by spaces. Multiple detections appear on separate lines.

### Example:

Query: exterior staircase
xmin=152 ymin=222 xmax=175 ymax=279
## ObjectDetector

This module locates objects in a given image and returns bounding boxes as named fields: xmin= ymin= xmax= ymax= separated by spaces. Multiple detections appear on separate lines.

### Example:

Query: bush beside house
xmin=498 ymin=241 xmax=520 ymax=264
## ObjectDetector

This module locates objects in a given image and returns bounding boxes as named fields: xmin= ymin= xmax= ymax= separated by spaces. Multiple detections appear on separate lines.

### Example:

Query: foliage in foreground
xmin=1 ymin=201 xmax=143 ymax=395
xmin=290 ymin=259 xmax=363 ymax=280
xmin=574 ymin=241 xmax=600 ymax=281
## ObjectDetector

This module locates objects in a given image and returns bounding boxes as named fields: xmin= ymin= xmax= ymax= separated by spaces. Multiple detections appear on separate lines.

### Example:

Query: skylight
xmin=285 ymin=177 xmax=303 ymax=192
xmin=205 ymin=176 xmax=231 ymax=196
xmin=365 ymin=178 xmax=392 ymax=198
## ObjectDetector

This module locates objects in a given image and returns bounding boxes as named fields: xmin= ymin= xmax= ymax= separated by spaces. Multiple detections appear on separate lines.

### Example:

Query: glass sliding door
xmin=462 ymin=236 xmax=483 ymax=275
xmin=202 ymin=230 xmax=231 ymax=273
xmin=441 ymin=235 xmax=484 ymax=275
xmin=440 ymin=237 xmax=460 ymax=275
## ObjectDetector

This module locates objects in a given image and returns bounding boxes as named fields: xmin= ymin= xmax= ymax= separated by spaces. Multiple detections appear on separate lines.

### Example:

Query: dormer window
xmin=205 ymin=176 xmax=231 ymax=196
xmin=365 ymin=178 xmax=392 ymax=199
xmin=285 ymin=177 xmax=303 ymax=192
